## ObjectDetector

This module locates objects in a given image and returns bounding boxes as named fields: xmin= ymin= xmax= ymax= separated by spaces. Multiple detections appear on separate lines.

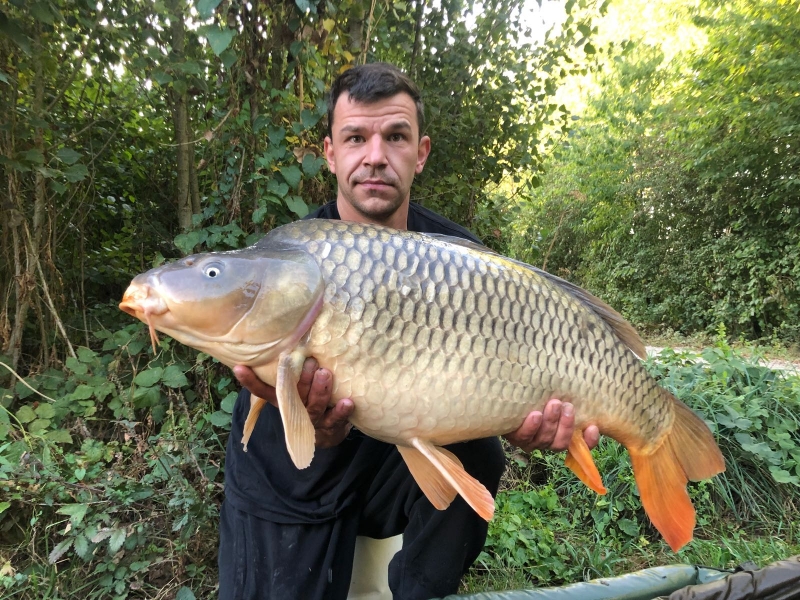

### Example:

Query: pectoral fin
xmin=276 ymin=350 xmax=316 ymax=469
xmin=408 ymin=438 xmax=495 ymax=521
xmin=241 ymin=394 xmax=268 ymax=452
xmin=397 ymin=445 xmax=459 ymax=510
xmin=565 ymin=429 xmax=606 ymax=495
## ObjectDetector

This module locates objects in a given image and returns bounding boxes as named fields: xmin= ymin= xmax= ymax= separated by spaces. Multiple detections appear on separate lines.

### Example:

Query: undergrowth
xmin=2 ymin=327 xmax=799 ymax=598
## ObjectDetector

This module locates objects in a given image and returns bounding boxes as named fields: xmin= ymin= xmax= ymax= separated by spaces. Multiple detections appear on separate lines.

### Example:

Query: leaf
xmin=300 ymin=109 xmax=321 ymax=130
xmin=0 ymin=501 xmax=10 ymax=514
xmin=57 ymin=503 xmax=89 ymax=525
xmin=35 ymin=403 xmax=55 ymax=419
xmin=109 ymin=528 xmax=127 ymax=553
xmin=16 ymin=405 xmax=36 ymax=424
xmin=70 ymin=384 xmax=95 ymax=400
xmin=29 ymin=418 xmax=51 ymax=433
xmin=162 ymin=365 xmax=189 ymax=388
xmin=45 ymin=429 xmax=73 ymax=444
xmin=220 ymin=392 xmax=237 ymax=413
xmin=769 ymin=467 xmax=799 ymax=485
xmin=175 ymin=60 xmax=203 ymax=76
xmin=64 ymin=164 xmax=89 ymax=182
xmin=36 ymin=166 xmax=63 ymax=178
xmin=617 ymin=518 xmax=639 ymax=537
xmin=302 ymin=154 xmax=324 ymax=177
xmin=175 ymin=587 xmax=197 ymax=600
xmin=55 ymin=148 xmax=82 ymax=165
xmin=285 ymin=195 xmax=308 ymax=218
xmin=151 ymin=69 xmax=173 ymax=85
xmin=196 ymin=0 xmax=223 ymax=20
xmin=74 ymin=535 xmax=89 ymax=558
xmin=91 ymin=528 xmax=113 ymax=544
xmin=268 ymin=127 xmax=286 ymax=146
xmin=199 ymin=25 xmax=235 ymax=56
xmin=77 ymin=346 xmax=97 ymax=363
xmin=208 ymin=410 xmax=231 ymax=428
xmin=48 ymin=538 xmax=73 ymax=564
xmin=220 ymin=48 xmax=237 ymax=70
xmin=30 ymin=2 xmax=56 ymax=24
xmin=134 ymin=368 xmax=163 ymax=387
xmin=267 ymin=179 xmax=289 ymax=198
xmin=294 ymin=0 xmax=315 ymax=14
xmin=280 ymin=165 xmax=302 ymax=189
xmin=0 ymin=16 xmax=33 ymax=55
xmin=174 ymin=230 xmax=206 ymax=255
xmin=21 ymin=149 xmax=44 ymax=164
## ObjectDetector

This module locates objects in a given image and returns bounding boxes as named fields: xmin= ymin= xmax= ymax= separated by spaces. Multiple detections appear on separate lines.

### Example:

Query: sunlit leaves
xmin=198 ymin=24 xmax=235 ymax=56
xmin=195 ymin=0 xmax=223 ymax=20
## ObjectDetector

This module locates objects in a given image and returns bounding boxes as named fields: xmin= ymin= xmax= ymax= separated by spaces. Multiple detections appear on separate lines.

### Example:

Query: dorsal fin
xmin=422 ymin=233 xmax=646 ymax=359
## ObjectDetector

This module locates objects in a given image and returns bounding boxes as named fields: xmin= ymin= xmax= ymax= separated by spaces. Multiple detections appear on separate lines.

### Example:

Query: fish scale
xmin=272 ymin=220 xmax=661 ymax=446
xmin=120 ymin=218 xmax=725 ymax=551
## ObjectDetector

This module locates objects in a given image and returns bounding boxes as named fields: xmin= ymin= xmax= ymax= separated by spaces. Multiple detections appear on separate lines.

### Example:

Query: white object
xmin=347 ymin=535 xmax=403 ymax=600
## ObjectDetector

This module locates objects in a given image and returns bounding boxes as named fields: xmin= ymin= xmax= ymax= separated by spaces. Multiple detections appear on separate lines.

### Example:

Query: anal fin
xmin=242 ymin=394 xmax=268 ymax=452
xmin=397 ymin=445 xmax=459 ymax=510
xmin=276 ymin=350 xmax=316 ymax=469
xmin=565 ymin=429 xmax=607 ymax=495
xmin=409 ymin=438 xmax=495 ymax=521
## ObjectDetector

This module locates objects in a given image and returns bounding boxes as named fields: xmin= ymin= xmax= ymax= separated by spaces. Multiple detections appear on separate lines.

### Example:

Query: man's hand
xmin=232 ymin=359 xmax=355 ymax=448
xmin=504 ymin=399 xmax=600 ymax=452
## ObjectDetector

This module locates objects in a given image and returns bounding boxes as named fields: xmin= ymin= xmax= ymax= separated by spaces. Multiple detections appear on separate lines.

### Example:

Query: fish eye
xmin=204 ymin=264 xmax=223 ymax=278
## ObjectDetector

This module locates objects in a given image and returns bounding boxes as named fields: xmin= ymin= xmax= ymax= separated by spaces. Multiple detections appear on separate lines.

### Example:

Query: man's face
xmin=324 ymin=92 xmax=431 ymax=225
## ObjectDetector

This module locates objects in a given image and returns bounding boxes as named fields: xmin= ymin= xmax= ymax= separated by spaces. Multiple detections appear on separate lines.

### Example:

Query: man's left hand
xmin=504 ymin=399 xmax=600 ymax=452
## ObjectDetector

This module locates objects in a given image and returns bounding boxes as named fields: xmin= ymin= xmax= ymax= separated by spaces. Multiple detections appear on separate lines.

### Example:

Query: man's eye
xmin=348 ymin=135 xmax=364 ymax=143
xmin=388 ymin=133 xmax=405 ymax=142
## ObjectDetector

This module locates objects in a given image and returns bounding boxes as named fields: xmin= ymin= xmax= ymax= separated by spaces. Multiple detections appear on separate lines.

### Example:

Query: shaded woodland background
xmin=1 ymin=0 xmax=798 ymax=597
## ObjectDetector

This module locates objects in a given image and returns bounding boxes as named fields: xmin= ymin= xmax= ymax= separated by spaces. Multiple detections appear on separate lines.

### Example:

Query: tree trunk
xmin=410 ymin=0 xmax=426 ymax=75
xmin=168 ymin=0 xmax=193 ymax=231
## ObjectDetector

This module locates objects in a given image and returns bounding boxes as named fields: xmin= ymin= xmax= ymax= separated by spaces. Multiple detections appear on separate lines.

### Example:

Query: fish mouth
xmin=120 ymin=282 xmax=168 ymax=352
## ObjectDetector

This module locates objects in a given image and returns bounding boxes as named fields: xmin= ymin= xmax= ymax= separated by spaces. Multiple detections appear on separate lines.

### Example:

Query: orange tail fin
xmin=629 ymin=394 xmax=725 ymax=552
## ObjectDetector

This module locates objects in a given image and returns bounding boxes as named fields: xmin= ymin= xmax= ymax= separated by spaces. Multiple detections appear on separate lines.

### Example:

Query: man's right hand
xmin=232 ymin=359 xmax=355 ymax=448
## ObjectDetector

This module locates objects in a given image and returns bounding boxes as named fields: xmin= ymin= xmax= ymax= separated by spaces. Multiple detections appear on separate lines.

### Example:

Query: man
xmin=219 ymin=63 xmax=600 ymax=600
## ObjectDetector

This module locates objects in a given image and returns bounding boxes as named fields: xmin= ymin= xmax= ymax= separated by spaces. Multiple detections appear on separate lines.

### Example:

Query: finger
xmin=503 ymin=411 xmax=541 ymax=450
xmin=548 ymin=402 xmax=575 ymax=452
xmin=583 ymin=424 xmax=600 ymax=450
xmin=296 ymin=357 xmax=320 ymax=404
xmin=533 ymin=399 xmax=563 ymax=447
xmin=232 ymin=365 xmax=277 ymax=406
xmin=305 ymin=368 xmax=333 ymax=422
xmin=315 ymin=399 xmax=355 ymax=448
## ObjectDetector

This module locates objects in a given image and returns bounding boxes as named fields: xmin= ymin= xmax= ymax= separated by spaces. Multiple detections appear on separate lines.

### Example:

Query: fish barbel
xmin=120 ymin=219 xmax=725 ymax=551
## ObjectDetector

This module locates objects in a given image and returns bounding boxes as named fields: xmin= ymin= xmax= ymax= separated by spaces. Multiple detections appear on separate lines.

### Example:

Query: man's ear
xmin=416 ymin=135 xmax=431 ymax=174
xmin=324 ymin=136 xmax=336 ymax=173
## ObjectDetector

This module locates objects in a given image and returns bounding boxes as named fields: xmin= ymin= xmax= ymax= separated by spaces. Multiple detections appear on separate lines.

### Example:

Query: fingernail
xmin=563 ymin=403 xmax=573 ymax=417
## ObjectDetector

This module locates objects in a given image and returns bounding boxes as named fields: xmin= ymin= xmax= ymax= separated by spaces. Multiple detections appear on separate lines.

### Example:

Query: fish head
xmin=119 ymin=247 xmax=323 ymax=365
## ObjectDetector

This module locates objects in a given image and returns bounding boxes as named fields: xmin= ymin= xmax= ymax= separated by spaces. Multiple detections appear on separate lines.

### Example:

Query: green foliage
xmin=0 ymin=327 xmax=234 ymax=598
xmin=508 ymin=0 xmax=800 ymax=343
xmin=468 ymin=344 xmax=800 ymax=592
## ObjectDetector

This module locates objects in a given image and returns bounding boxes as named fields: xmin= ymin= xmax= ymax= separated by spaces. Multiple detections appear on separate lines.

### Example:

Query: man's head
xmin=324 ymin=63 xmax=431 ymax=229
xmin=327 ymin=63 xmax=425 ymax=138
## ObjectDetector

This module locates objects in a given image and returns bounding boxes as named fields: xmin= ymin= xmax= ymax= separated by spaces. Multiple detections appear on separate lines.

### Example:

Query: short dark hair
xmin=327 ymin=63 xmax=425 ymax=137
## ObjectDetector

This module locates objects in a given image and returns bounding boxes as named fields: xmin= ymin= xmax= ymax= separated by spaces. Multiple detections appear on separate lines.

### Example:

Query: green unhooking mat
xmin=442 ymin=556 xmax=800 ymax=600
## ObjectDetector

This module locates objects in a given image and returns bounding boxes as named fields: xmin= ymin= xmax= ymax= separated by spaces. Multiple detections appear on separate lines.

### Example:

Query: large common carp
xmin=120 ymin=219 xmax=724 ymax=551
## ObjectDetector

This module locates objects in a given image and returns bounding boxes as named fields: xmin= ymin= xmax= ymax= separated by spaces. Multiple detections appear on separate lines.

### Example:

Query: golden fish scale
xmin=275 ymin=220 xmax=672 ymax=448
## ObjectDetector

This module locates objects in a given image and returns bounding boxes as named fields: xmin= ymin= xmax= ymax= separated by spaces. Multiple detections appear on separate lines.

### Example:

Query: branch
xmin=22 ymin=222 xmax=77 ymax=359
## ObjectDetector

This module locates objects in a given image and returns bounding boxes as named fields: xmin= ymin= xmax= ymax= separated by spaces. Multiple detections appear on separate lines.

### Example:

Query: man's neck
xmin=336 ymin=199 xmax=410 ymax=231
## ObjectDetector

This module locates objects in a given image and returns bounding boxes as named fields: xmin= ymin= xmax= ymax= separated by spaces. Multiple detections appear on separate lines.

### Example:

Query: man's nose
xmin=364 ymin=136 xmax=387 ymax=166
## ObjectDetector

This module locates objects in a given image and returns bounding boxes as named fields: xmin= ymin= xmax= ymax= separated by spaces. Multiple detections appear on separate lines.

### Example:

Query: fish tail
xmin=628 ymin=392 xmax=725 ymax=552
